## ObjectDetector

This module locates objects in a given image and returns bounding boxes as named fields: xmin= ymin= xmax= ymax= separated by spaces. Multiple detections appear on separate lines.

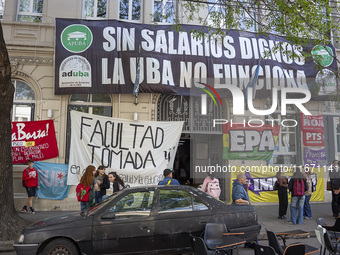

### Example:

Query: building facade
xmin=1 ymin=0 xmax=339 ymax=210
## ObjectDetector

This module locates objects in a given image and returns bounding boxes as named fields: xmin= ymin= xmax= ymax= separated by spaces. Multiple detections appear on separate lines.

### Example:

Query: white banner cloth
xmin=67 ymin=111 xmax=183 ymax=186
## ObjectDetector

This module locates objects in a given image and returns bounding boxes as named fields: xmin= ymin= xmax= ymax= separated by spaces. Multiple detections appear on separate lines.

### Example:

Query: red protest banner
xmin=302 ymin=130 xmax=324 ymax=146
xmin=11 ymin=120 xmax=59 ymax=164
xmin=300 ymin=113 xmax=324 ymax=131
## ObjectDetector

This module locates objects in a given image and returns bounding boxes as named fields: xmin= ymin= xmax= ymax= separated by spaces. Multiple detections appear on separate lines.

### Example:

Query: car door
xmin=153 ymin=188 xmax=213 ymax=252
xmin=92 ymin=190 xmax=155 ymax=254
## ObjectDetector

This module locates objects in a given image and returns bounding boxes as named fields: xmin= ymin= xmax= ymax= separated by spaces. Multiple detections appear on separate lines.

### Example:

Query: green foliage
xmin=155 ymin=0 xmax=340 ymax=70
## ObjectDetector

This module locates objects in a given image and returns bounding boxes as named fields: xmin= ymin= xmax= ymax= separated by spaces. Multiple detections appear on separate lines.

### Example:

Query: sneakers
xmin=287 ymin=221 xmax=294 ymax=224
xmin=30 ymin=208 xmax=35 ymax=214
xmin=278 ymin=216 xmax=286 ymax=219
xmin=21 ymin=208 xmax=28 ymax=213
xmin=304 ymin=216 xmax=311 ymax=220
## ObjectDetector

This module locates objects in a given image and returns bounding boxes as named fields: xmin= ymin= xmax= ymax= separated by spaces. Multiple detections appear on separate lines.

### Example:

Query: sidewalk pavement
xmin=0 ymin=202 xmax=335 ymax=252
xmin=255 ymin=201 xmax=335 ymax=239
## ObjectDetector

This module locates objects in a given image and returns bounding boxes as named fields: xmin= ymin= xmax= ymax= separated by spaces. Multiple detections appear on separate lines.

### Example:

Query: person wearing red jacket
xmin=21 ymin=159 xmax=39 ymax=214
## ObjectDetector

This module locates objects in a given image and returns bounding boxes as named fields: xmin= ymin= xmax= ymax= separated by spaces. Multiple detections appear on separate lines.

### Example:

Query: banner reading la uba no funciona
xmin=67 ymin=111 xmax=183 ymax=186
xmin=55 ymin=18 xmax=337 ymax=100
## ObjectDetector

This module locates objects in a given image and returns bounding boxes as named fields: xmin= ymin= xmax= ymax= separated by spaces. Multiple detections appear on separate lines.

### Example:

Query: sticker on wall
xmin=316 ymin=69 xmax=337 ymax=95
xmin=311 ymin=45 xmax=334 ymax=67
xmin=60 ymin=24 xmax=93 ymax=53
xmin=59 ymin=55 xmax=92 ymax=88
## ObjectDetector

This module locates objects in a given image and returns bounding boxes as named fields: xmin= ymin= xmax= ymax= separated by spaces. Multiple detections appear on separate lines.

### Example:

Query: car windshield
xmin=87 ymin=192 xmax=121 ymax=216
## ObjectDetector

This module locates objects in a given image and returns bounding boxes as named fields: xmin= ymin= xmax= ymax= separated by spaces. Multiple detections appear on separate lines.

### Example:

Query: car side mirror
xmin=101 ymin=212 xmax=116 ymax=220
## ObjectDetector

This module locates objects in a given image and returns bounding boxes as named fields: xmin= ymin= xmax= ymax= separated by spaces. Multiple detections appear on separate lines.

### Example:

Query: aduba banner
xmin=55 ymin=18 xmax=337 ymax=99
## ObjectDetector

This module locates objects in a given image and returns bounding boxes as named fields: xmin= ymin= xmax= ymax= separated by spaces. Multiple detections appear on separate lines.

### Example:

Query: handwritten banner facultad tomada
xmin=67 ymin=111 xmax=183 ymax=186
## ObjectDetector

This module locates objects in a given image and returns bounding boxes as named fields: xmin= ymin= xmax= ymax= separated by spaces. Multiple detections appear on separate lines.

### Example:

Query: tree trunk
xmin=0 ymin=21 xmax=29 ymax=240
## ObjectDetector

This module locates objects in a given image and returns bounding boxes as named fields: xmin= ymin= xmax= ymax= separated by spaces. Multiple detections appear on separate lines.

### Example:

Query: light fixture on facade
xmin=47 ymin=109 xmax=53 ymax=118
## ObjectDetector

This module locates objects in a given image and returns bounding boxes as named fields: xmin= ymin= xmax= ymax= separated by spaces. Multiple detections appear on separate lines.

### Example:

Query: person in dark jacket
xmin=276 ymin=170 xmax=288 ymax=219
xmin=94 ymin=165 xmax=110 ymax=203
xmin=330 ymin=160 xmax=340 ymax=218
xmin=232 ymin=174 xmax=250 ymax=204
xmin=108 ymin=172 xmax=126 ymax=193
xmin=287 ymin=169 xmax=308 ymax=224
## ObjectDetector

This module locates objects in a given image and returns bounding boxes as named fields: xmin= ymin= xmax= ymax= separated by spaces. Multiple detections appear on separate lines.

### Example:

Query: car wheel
xmin=43 ymin=238 xmax=79 ymax=255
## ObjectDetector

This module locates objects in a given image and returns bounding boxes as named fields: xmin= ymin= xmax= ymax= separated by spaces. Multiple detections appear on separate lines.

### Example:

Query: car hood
xmin=26 ymin=212 xmax=90 ymax=231
xmin=21 ymin=212 xmax=94 ymax=244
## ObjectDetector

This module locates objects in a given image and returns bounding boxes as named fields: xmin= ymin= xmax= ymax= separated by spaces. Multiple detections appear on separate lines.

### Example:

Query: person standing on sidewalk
xmin=232 ymin=174 xmax=250 ymax=205
xmin=287 ymin=168 xmax=308 ymax=224
xmin=276 ymin=170 xmax=288 ymax=219
xmin=79 ymin=165 xmax=96 ymax=214
xmin=303 ymin=169 xmax=313 ymax=220
xmin=158 ymin=169 xmax=180 ymax=185
xmin=21 ymin=159 xmax=39 ymax=214
xmin=330 ymin=160 xmax=340 ymax=218
xmin=94 ymin=165 xmax=110 ymax=204
xmin=202 ymin=171 xmax=221 ymax=199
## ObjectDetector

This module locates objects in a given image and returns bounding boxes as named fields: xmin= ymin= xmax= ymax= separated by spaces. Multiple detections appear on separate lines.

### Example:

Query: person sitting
xmin=232 ymin=174 xmax=250 ymax=204
xmin=158 ymin=169 xmax=180 ymax=185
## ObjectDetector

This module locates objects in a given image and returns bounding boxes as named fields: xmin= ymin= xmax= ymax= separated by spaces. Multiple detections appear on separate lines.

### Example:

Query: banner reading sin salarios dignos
xmin=67 ymin=111 xmax=183 ymax=186
xmin=55 ymin=18 xmax=337 ymax=99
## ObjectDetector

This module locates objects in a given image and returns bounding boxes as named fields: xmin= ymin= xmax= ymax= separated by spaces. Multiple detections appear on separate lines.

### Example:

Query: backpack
xmin=76 ymin=183 xmax=91 ymax=202
xmin=205 ymin=179 xmax=221 ymax=199
xmin=22 ymin=168 xmax=29 ymax=187
xmin=293 ymin=179 xmax=305 ymax=196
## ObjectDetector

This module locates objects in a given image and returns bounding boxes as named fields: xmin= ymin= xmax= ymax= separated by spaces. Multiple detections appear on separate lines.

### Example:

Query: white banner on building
xmin=67 ymin=111 xmax=184 ymax=186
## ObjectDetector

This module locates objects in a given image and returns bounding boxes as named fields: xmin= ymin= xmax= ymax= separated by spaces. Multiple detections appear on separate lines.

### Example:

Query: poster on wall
xmin=303 ymin=130 xmax=324 ymax=146
xmin=11 ymin=120 xmax=59 ymax=164
xmin=300 ymin=113 xmax=324 ymax=131
xmin=300 ymin=113 xmax=325 ymax=146
xmin=223 ymin=123 xmax=280 ymax=160
xmin=35 ymin=162 xmax=69 ymax=200
xmin=67 ymin=111 xmax=183 ymax=186
xmin=55 ymin=18 xmax=337 ymax=99
xmin=230 ymin=167 xmax=324 ymax=203
xmin=303 ymin=147 xmax=327 ymax=166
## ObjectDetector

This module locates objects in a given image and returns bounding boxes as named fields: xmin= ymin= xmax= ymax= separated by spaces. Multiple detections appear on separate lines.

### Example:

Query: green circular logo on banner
xmin=61 ymin=24 xmax=93 ymax=53
xmin=311 ymin=45 xmax=333 ymax=67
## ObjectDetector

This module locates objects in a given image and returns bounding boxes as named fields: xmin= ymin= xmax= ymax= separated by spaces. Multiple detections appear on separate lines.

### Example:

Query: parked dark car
xmin=14 ymin=185 xmax=261 ymax=255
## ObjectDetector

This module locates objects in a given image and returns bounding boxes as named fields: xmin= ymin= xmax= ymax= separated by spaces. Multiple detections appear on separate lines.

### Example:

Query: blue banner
xmin=34 ymin=162 xmax=70 ymax=200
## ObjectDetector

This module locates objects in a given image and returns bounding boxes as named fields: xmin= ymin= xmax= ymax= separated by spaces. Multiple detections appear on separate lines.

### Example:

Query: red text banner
xmin=300 ymin=113 xmax=324 ymax=131
xmin=303 ymin=130 xmax=324 ymax=146
xmin=11 ymin=120 xmax=59 ymax=164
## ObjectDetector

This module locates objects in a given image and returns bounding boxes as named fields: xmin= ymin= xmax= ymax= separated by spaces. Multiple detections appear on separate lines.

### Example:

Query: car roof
xmin=124 ymin=185 xmax=198 ymax=191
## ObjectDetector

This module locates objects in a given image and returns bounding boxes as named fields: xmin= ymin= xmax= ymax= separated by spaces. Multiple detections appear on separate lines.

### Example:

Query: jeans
xmin=289 ymin=195 xmax=305 ymax=224
xmin=80 ymin=201 xmax=88 ymax=212
xmin=95 ymin=191 xmax=102 ymax=204
xmin=303 ymin=194 xmax=312 ymax=218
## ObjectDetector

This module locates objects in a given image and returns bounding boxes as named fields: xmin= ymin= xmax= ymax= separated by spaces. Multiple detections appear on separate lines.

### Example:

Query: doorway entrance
xmin=157 ymin=95 xmax=225 ymax=199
